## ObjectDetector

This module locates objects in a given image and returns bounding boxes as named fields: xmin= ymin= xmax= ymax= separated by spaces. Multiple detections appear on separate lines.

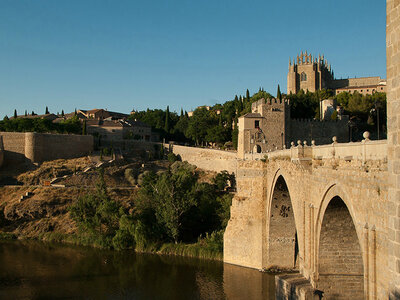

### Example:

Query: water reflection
xmin=0 ymin=241 xmax=274 ymax=299
xmin=223 ymin=264 xmax=275 ymax=300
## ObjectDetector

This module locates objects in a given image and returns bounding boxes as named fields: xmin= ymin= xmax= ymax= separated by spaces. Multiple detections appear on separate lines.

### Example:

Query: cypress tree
xmin=277 ymin=84 xmax=282 ymax=100
xmin=32 ymin=111 xmax=35 ymax=116
xmin=13 ymin=109 xmax=17 ymax=119
xmin=180 ymin=108 xmax=184 ymax=118
xmin=25 ymin=110 xmax=27 ymax=116
xmin=164 ymin=106 xmax=170 ymax=133
xmin=232 ymin=117 xmax=239 ymax=149
xmin=61 ymin=110 xmax=64 ymax=117
xmin=45 ymin=106 xmax=49 ymax=114
xmin=82 ymin=120 xmax=87 ymax=135
xmin=246 ymin=89 xmax=250 ymax=101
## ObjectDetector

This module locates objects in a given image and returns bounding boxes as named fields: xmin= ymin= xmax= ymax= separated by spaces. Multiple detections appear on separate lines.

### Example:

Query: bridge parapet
xmin=244 ymin=136 xmax=387 ymax=163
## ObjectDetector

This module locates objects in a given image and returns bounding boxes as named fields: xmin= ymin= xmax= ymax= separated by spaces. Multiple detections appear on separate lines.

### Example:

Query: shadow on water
xmin=0 ymin=240 xmax=275 ymax=300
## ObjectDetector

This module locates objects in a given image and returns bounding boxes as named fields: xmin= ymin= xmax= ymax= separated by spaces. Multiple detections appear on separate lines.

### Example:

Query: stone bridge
xmin=224 ymin=137 xmax=389 ymax=299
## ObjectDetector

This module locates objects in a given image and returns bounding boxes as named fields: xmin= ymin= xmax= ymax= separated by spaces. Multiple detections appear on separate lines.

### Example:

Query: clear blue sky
xmin=0 ymin=0 xmax=386 ymax=117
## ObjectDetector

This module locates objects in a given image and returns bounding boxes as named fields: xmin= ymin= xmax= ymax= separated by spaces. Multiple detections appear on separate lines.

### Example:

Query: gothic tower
xmin=287 ymin=51 xmax=334 ymax=94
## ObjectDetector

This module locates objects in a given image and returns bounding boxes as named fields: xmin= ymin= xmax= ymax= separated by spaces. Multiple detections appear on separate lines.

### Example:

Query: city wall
xmin=288 ymin=119 xmax=349 ymax=145
xmin=168 ymin=144 xmax=237 ymax=174
xmin=0 ymin=132 xmax=93 ymax=165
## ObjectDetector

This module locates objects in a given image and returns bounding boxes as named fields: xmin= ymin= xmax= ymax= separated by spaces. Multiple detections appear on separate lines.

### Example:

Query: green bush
xmin=167 ymin=152 xmax=181 ymax=163
xmin=69 ymin=169 xmax=121 ymax=248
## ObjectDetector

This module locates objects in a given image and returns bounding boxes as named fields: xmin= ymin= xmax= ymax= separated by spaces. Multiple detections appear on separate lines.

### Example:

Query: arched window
xmin=300 ymin=72 xmax=307 ymax=81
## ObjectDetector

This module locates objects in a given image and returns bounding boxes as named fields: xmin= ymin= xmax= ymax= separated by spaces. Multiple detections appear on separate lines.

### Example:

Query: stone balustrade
xmin=243 ymin=132 xmax=387 ymax=163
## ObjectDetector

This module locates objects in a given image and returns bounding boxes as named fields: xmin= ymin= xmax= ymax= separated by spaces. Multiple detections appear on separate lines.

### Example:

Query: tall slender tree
xmin=164 ymin=106 xmax=170 ymax=133
xmin=82 ymin=120 xmax=87 ymax=135
xmin=25 ymin=110 xmax=27 ymax=116
xmin=13 ymin=109 xmax=17 ymax=119
xmin=45 ymin=106 xmax=49 ymax=114
xmin=277 ymin=84 xmax=282 ymax=100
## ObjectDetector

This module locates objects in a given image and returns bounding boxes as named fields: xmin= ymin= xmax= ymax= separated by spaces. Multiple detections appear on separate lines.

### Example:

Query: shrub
xmin=167 ymin=152 xmax=181 ymax=163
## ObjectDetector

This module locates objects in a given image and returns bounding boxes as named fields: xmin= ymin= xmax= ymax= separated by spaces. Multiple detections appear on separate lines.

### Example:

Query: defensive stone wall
xmin=0 ymin=132 xmax=93 ymax=165
xmin=168 ymin=144 xmax=237 ymax=174
xmin=0 ymin=132 xmax=28 ymax=165
xmin=288 ymin=119 xmax=349 ymax=146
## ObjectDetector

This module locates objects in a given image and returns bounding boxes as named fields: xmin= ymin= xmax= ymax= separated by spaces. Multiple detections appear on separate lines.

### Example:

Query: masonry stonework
xmin=224 ymin=145 xmax=389 ymax=298
xmin=238 ymin=98 xmax=349 ymax=158
xmin=387 ymin=1 xmax=400 ymax=298
xmin=0 ymin=132 xmax=93 ymax=165
xmin=169 ymin=144 xmax=237 ymax=174
xmin=287 ymin=51 xmax=386 ymax=95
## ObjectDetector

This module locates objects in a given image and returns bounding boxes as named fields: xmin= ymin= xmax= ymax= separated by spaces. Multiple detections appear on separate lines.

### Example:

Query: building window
xmin=300 ymin=72 xmax=307 ymax=81
xmin=255 ymin=120 xmax=260 ymax=128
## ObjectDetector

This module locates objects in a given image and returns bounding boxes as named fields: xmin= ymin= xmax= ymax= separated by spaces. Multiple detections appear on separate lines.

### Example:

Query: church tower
xmin=287 ymin=51 xmax=334 ymax=94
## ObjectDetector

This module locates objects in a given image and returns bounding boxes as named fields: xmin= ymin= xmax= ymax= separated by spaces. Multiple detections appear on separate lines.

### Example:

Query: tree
xmin=82 ymin=120 xmax=87 ymax=135
xmin=13 ymin=109 xmax=17 ymax=119
xmin=69 ymin=169 xmax=121 ymax=245
xmin=277 ymin=84 xmax=282 ymax=100
xmin=164 ymin=106 xmax=170 ymax=133
xmin=246 ymin=89 xmax=250 ymax=101
xmin=24 ymin=110 xmax=27 ymax=116
xmin=61 ymin=110 xmax=64 ymax=117
xmin=32 ymin=111 xmax=35 ymax=116
xmin=45 ymin=106 xmax=49 ymax=114
xmin=186 ymin=107 xmax=216 ymax=145
xmin=232 ymin=117 xmax=238 ymax=149
xmin=152 ymin=164 xmax=198 ymax=242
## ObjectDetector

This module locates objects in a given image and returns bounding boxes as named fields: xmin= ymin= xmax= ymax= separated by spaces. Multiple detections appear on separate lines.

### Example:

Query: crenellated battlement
xmin=251 ymin=97 xmax=290 ymax=114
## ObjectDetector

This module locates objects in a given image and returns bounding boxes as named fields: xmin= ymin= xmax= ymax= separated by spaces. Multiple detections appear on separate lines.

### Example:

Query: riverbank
xmin=0 ymin=156 xmax=230 ymax=262
xmin=0 ymin=230 xmax=223 ymax=261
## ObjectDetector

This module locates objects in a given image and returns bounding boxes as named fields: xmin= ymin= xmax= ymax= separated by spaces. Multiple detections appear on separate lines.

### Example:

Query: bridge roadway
xmin=224 ymin=137 xmax=388 ymax=299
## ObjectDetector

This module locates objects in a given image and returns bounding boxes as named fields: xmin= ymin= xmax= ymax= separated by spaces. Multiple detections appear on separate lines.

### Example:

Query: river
xmin=0 ymin=240 xmax=275 ymax=299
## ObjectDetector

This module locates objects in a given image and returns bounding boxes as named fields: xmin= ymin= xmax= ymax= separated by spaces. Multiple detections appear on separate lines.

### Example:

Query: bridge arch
xmin=266 ymin=169 xmax=300 ymax=269
xmin=315 ymin=184 xmax=364 ymax=299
